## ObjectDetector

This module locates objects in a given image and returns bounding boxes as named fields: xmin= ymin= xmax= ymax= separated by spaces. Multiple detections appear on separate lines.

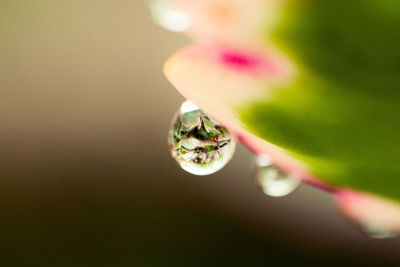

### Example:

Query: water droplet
xmin=146 ymin=0 xmax=191 ymax=32
xmin=360 ymin=224 xmax=398 ymax=239
xmin=254 ymin=154 xmax=300 ymax=197
xmin=168 ymin=101 xmax=236 ymax=175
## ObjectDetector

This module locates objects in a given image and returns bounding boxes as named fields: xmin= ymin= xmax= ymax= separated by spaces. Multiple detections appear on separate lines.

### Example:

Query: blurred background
xmin=1 ymin=1 xmax=400 ymax=266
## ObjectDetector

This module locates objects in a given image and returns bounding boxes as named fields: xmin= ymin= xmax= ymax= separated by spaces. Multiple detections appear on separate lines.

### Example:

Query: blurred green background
xmin=0 ymin=1 xmax=399 ymax=266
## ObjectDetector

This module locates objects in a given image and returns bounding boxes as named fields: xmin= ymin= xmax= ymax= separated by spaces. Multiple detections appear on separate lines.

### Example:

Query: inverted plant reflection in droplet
xmin=147 ymin=0 xmax=191 ymax=32
xmin=254 ymin=154 xmax=300 ymax=197
xmin=168 ymin=101 xmax=236 ymax=175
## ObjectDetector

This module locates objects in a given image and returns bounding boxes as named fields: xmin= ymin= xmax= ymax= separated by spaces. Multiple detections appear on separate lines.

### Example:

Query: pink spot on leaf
xmin=221 ymin=52 xmax=259 ymax=68
xmin=205 ymin=44 xmax=281 ymax=77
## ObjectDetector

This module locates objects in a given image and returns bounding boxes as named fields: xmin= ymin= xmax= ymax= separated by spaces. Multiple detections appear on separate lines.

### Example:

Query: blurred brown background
xmin=0 ymin=0 xmax=399 ymax=266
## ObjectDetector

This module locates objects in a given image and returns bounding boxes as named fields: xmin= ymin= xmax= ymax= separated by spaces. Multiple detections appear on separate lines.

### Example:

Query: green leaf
xmin=239 ymin=0 xmax=400 ymax=202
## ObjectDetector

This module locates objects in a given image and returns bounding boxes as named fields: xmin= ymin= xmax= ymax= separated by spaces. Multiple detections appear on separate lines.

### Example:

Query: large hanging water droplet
xmin=168 ymin=101 xmax=236 ymax=175
xmin=146 ymin=0 xmax=191 ymax=32
xmin=254 ymin=154 xmax=300 ymax=197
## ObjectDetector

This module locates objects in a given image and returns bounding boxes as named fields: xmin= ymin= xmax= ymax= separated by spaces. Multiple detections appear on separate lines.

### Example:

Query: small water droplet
xmin=168 ymin=101 xmax=236 ymax=175
xmin=360 ymin=224 xmax=398 ymax=239
xmin=254 ymin=154 xmax=300 ymax=197
xmin=146 ymin=0 xmax=191 ymax=32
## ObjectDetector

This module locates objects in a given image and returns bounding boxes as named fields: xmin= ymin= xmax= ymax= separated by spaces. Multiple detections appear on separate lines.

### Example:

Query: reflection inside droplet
xmin=168 ymin=101 xmax=236 ymax=175
xmin=147 ymin=0 xmax=191 ymax=32
xmin=254 ymin=154 xmax=300 ymax=197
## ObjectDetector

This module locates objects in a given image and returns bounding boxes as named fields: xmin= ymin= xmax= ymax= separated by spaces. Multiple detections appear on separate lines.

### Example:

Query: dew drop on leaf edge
xmin=168 ymin=101 xmax=236 ymax=175
xmin=254 ymin=154 xmax=300 ymax=197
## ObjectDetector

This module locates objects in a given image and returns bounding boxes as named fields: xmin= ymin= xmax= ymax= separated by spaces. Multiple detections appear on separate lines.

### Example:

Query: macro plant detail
xmin=147 ymin=0 xmax=400 ymax=236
